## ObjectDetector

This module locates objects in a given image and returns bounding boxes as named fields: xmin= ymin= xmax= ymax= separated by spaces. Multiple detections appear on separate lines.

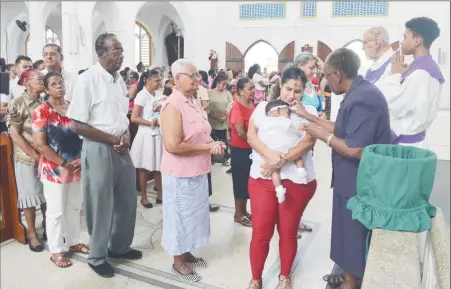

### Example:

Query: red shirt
xmin=229 ymin=101 xmax=255 ymax=148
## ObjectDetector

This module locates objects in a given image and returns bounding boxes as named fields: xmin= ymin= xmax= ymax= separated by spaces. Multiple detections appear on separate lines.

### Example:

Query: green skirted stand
xmin=347 ymin=144 xmax=437 ymax=233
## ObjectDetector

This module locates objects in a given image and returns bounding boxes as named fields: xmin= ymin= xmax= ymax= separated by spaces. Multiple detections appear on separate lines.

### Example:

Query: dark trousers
xmin=0 ymin=122 xmax=7 ymax=133
xmin=208 ymin=172 xmax=212 ymax=197
xmin=211 ymin=129 xmax=230 ymax=161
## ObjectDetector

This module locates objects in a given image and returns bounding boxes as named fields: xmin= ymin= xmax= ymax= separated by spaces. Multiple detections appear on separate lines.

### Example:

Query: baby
xmin=257 ymin=99 xmax=308 ymax=203
xmin=150 ymin=93 xmax=167 ymax=136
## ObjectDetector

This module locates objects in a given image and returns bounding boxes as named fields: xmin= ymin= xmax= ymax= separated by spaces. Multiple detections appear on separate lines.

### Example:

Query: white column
xmin=77 ymin=3 xmax=95 ymax=69
xmin=61 ymin=2 xmax=79 ymax=76
xmin=27 ymin=2 xmax=46 ymax=62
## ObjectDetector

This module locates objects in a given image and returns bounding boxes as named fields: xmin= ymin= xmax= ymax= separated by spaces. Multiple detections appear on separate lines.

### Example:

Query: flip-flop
xmin=50 ymin=255 xmax=72 ymax=268
xmin=69 ymin=243 xmax=90 ymax=254
xmin=234 ymin=216 xmax=252 ymax=227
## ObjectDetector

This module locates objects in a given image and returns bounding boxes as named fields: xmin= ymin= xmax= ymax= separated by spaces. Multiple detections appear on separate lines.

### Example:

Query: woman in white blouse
xmin=130 ymin=69 xmax=164 ymax=208
xmin=248 ymin=64 xmax=269 ymax=105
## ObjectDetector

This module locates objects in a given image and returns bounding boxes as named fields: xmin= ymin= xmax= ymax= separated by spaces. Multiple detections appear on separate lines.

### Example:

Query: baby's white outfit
xmin=251 ymin=115 xmax=308 ymax=203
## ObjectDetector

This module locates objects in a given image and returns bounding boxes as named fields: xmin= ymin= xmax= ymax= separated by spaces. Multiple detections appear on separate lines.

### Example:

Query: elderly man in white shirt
xmin=67 ymin=33 xmax=142 ymax=278
xmin=363 ymin=18 xmax=444 ymax=148
xmin=360 ymin=27 xmax=394 ymax=83
xmin=41 ymin=44 xmax=75 ymax=102
xmin=10 ymin=55 xmax=32 ymax=99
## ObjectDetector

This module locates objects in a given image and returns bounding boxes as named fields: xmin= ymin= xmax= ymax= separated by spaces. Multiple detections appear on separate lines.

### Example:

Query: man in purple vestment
xmin=297 ymin=48 xmax=392 ymax=289
xmin=374 ymin=17 xmax=444 ymax=148
xmin=360 ymin=27 xmax=395 ymax=84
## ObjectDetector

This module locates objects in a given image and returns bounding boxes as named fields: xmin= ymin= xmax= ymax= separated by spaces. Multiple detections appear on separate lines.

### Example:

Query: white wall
xmin=2 ymin=1 xmax=449 ymax=159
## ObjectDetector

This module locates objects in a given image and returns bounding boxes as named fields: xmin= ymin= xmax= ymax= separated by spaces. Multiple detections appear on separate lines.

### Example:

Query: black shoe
xmin=27 ymin=239 xmax=44 ymax=252
xmin=156 ymin=198 xmax=162 ymax=204
xmin=108 ymin=249 xmax=143 ymax=260
xmin=209 ymin=204 xmax=220 ymax=212
xmin=89 ymin=262 xmax=115 ymax=278
xmin=226 ymin=168 xmax=232 ymax=174
xmin=141 ymin=200 xmax=153 ymax=209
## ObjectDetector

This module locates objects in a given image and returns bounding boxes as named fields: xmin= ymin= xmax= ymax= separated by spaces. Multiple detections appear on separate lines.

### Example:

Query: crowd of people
xmin=0 ymin=16 xmax=443 ymax=289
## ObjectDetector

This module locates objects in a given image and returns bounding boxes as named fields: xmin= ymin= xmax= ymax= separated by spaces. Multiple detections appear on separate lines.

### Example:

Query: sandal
xmin=69 ymin=243 xmax=90 ymax=254
xmin=234 ymin=216 xmax=252 ymax=227
xmin=171 ymin=265 xmax=201 ymax=282
xmin=185 ymin=257 xmax=208 ymax=268
xmin=245 ymin=213 xmax=252 ymax=221
xmin=277 ymin=276 xmax=292 ymax=289
xmin=247 ymin=280 xmax=262 ymax=289
xmin=50 ymin=254 xmax=72 ymax=268
xmin=323 ymin=273 xmax=345 ymax=286
xmin=299 ymin=223 xmax=313 ymax=232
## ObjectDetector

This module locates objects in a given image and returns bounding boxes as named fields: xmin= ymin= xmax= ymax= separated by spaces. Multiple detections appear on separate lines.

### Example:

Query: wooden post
xmin=0 ymin=133 xmax=27 ymax=244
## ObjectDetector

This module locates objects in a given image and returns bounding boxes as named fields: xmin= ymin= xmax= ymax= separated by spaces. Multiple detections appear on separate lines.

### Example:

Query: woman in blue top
xmin=293 ymin=52 xmax=324 ymax=234
xmin=295 ymin=52 xmax=324 ymax=114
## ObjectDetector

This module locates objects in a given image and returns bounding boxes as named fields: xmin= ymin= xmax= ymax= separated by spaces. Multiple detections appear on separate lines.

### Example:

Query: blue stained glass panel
xmin=301 ymin=0 xmax=317 ymax=17
xmin=240 ymin=3 xmax=286 ymax=20
xmin=333 ymin=0 xmax=388 ymax=17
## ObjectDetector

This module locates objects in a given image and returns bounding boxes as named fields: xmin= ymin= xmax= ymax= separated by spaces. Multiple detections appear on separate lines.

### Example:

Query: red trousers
xmin=249 ymin=178 xmax=317 ymax=280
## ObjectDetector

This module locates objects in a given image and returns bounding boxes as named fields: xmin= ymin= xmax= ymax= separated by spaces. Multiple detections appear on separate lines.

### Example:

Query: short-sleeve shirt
xmin=252 ymin=73 xmax=266 ymax=91
xmin=67 ymin=63 xmax=129 ymax=137
xmin=6 ymin=91 xmax=43 ymax=165
xmin=229 ymin=101 xmax=254 ymax=148
xmin=134 ymin=87 xmax=160 ymax=135
xmin=32 ymin=102 xmax=82 ymax=183
xmin=332 ymin=75 xmax=392 ymax=198
xmin=208 ymin=89 xmax=232 ymax=130
xmin=249 ymin=101 xmax=317 ymax=183
xmin=160 ymin=89 xmax=212 ymax=177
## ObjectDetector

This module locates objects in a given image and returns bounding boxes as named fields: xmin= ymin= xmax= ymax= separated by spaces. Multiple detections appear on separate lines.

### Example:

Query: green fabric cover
xmin=347 ymin=144 xmax=437 ymax=232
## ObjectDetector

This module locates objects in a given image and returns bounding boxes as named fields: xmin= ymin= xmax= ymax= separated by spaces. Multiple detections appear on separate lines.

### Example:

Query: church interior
xmin=0 ymin=1 xmax=450 ymax=289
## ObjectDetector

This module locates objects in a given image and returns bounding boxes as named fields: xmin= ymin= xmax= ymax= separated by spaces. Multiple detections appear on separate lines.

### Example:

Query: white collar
xmin=369 ymin=48 xmax=395 ymax=71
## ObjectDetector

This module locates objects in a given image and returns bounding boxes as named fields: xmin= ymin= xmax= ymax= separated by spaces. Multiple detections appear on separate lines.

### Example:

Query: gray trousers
xmin=81 ymin=138 xmax=137 ymax=266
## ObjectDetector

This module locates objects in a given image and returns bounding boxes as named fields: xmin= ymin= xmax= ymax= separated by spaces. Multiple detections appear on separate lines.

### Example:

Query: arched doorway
xmin=244 ymin=40 xmax=278 ymax=74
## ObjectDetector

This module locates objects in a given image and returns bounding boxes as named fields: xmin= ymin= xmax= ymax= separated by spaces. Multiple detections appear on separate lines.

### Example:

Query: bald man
xmin=360 ymin=26 xmax=395 ymax=83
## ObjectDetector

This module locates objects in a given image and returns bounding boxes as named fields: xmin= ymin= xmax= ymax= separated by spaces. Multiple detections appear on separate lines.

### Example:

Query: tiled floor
xmin=1 ymin=142 xmax=337 ymax=289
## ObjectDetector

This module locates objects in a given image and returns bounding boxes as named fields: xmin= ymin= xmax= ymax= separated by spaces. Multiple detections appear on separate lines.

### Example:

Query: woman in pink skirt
xmin=130 ymin=69 xmax=164 ymax=208
xmin=248 ymin=64 xmax=269 ymax=105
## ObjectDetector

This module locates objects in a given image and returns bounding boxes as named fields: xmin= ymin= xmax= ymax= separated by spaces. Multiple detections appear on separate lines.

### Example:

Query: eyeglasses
xmin=42 ymin=52 xmax=59 ymax=57
xmin=178 ymin=72 xmax=201 ymax=79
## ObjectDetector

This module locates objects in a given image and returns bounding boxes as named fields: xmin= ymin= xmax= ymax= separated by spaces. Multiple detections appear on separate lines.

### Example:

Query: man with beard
xmin=67 ymin=33 xmax=142 ymax=278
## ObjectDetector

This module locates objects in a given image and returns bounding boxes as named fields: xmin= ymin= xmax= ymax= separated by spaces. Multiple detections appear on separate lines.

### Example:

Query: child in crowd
xmin=253 ymin=99 xmax=308 ymax=203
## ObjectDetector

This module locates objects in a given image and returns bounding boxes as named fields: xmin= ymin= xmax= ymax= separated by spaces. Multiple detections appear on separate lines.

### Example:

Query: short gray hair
xmin=294 ymin=52 xmax=316 ymax=67
xmin=171 ymin=59 xmax=196 ymax=76
xmin=367 ymin=27 xmax=390 ymax=44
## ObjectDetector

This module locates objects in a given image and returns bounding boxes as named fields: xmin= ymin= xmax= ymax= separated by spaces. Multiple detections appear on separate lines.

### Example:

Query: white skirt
xmin=161 ymin=174 xmax=210 ymax=256
xmin=130 ymin=129 xmax=163 ymax=171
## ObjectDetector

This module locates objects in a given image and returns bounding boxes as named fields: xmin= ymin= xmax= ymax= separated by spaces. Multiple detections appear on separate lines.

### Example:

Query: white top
xmin=9 ymin=77 xmax=25 ymax=99
xmin=197 ymin=85 xmax=209 ymax=117
xmin=374 ymin=66 xmax=443 ymax=139
xmin=249 ymin=101 xmax=317 ymax=183
xmin=41 ymin=68 xmax=76 ymax=102
xmin=134 ymin=87 xmax=159 ymax=135
xmin=67 ymin=63 xmax=129 ymax=137
xmin=358 ymin=48 xmax=394 ymax=78
xmin=252 ymin=73 xmax=267 ymax=91
xmin=0 ymin=93 xmax=12 ymax=122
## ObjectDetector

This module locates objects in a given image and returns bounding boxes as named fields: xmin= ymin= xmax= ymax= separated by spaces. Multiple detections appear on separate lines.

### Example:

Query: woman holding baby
xmin=130 ymin=69 xmax=165 ymax=209
xmin=246 ymin=67 xmax=318 ymax=289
